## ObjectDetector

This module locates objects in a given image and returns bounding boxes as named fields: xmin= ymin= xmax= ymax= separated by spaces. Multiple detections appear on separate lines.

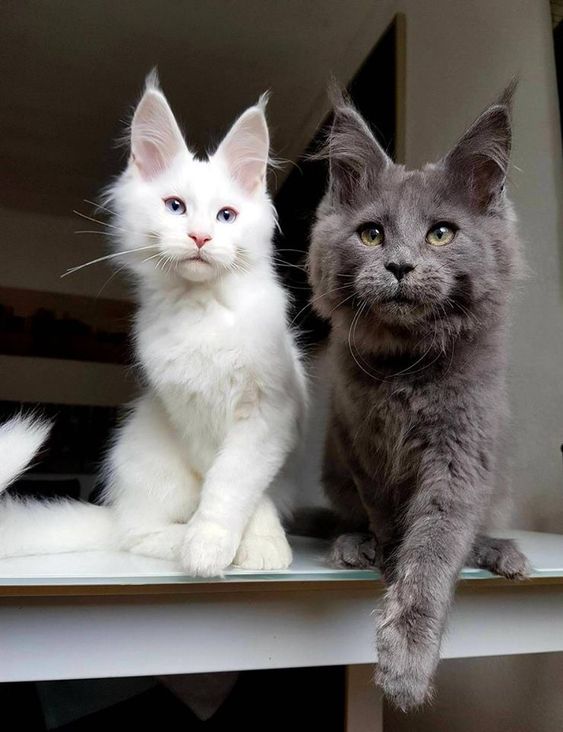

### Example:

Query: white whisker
xmin=62 ymin=245 xmax=159 ymax=277
xmin=73 ymin=209 xmax=125 ymax=232
xmin=347 ymin=302 xmax=380 ymax=382
xmin=83 ymin=199 xmax=115 ymax=216
xmin=75 ymin=230 xmax=116 ymax=236
xmin=291 ymin=283 xmax=353 ymax=325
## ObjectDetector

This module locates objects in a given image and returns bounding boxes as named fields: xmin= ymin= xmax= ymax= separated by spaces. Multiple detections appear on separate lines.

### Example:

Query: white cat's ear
xmin=214 ymin=97 xmax=269 ymax=195
xmin=130 ymin=74 xmax=188 ymax=180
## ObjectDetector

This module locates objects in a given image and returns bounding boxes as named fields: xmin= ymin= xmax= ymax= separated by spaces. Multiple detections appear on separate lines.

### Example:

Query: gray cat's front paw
xmin=329 ymin=532 xmax=379 ymax=569
xmin=376 ymin=597 xmax=439 ymax=711
xmin=469 ymin=536 xmax=530 ymax=579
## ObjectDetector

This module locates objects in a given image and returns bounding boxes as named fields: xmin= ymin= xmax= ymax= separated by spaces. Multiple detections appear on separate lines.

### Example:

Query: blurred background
xmin=1 ymin=1 xmax=562 ymax=729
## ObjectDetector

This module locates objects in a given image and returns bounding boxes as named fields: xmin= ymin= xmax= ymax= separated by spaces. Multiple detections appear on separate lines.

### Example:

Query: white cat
xmin=0 ymin=74 xmax=307 ymax=576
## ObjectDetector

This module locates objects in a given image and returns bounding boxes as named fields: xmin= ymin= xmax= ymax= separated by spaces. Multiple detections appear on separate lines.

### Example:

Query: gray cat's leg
xmin=375 ymin=438 xmax=486 ymax=711
xmin=467 ymin=534 xmax=530 ymax=579
xmin=330 ymin=532 xmax=379 ymax=568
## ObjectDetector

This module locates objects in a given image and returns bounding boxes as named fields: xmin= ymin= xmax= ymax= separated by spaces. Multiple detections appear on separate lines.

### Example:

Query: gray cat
xmin=307 ymin=86 xmax=529 ymax=710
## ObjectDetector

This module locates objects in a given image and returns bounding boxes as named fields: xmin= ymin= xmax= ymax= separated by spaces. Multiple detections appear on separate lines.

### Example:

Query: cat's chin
xmin=374 ymin=299 xmax=431 ymax=325
xmin=177 ymin=257 xmax=218 ymax=283
xmin=377 ymin=298 xmax=432 ymax=320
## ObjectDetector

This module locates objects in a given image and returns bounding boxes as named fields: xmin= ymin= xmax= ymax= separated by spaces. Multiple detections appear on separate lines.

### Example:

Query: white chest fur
xmin=136 ymin=288 xmax=258 ymax=473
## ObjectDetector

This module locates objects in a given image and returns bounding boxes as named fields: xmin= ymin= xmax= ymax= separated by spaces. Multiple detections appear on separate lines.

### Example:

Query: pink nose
xmin=189 ymin=232 xmax=212 ymax=249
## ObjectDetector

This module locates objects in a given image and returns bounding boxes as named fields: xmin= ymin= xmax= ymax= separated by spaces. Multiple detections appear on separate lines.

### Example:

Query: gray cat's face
xmin=309 ymin=91 xmax=518 ymax=335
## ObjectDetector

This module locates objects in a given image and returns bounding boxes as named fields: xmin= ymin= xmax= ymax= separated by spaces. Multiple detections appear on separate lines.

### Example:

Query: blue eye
xmin=164 ymin=197 xmax=186 ymax=215
xmin=216 ymin=207 xmax=237 ymax=223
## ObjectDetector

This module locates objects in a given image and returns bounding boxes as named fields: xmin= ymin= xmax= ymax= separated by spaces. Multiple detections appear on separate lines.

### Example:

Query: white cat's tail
xmin=0 ymin=415 xmax=115 ymax=558
xmin=0 ymin=497 xmax=115 ymax=558
xmin=0 ymin=415 xmax=51 ymax=493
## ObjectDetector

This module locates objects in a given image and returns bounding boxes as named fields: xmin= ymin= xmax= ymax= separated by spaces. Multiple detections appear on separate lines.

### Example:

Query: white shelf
xmin=0 ymin=531 xmax=561 ymax=590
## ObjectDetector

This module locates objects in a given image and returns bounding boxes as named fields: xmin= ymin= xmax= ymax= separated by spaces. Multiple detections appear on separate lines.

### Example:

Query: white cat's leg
xmin=107 ymin=396 xmax=201 ymax=561
xmin=234 ymin=495 xmax=292 ymax=570
xmin=181 ymin=404 xmax=296 ymax=576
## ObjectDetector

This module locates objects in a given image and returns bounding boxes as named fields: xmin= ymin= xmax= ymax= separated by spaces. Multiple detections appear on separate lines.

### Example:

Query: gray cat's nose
xmin=385 ymin=262 xmax=415 ymax=281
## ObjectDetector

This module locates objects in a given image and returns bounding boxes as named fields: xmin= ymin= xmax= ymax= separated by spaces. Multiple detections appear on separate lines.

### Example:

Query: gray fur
xmin=330 ymin=531 xmax=379 ymax=568
xmin=308 ymin=86 xmax=528 ymax=710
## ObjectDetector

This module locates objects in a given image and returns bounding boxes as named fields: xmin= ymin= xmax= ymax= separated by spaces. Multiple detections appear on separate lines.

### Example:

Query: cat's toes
xmin=181 ymin=519 xmax=238 ymax=577
xmin=234 ymin=532 xmax=292 ymax=570
xmin=491 ymin=541 xmax=530 ymax=580
xmin=376 ymin=599 xmax=438 ymax=711
xmin=473 ymin=538 xmax=530 ymax=580
xmin=330 ymin=532 xmax=379 ymax=569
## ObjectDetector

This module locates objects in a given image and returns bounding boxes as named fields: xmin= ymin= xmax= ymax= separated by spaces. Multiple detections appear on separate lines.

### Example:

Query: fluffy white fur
xmin=0 ymin=415 xmax=50 ymax=492
xmin=0 ymin=75 xmax=306 ymax=576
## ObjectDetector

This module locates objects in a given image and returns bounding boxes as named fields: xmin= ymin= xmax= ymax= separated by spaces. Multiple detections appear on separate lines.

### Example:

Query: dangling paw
xmin=376 ymin=591 xmax=439 ymax=711
xmin=234 ymin=531 xmax=292 ymax=570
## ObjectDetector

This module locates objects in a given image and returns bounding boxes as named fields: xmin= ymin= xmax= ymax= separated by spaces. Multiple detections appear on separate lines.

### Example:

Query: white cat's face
xmin=109 ymin=79 xmax=274 ymax=284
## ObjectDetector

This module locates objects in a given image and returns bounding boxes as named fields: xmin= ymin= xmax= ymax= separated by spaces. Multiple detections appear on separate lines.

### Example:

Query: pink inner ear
xmin=216 ymin=108 xmax=269 ymax=194
xmin=131 ymin=140 xmax=169 ymax=180
xmin=131 ymin=89 xmax=186 ymax=180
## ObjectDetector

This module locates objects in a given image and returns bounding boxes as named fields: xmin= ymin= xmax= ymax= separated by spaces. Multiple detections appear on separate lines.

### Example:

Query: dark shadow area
xmin=0 ymin=667 xmax=345 ymax=731
xmin=274 ymin=19 xmax=400 ymax=350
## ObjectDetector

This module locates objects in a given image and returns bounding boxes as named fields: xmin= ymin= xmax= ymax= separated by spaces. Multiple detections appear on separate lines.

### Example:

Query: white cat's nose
xmin=188 ymin=232 xmax=212 ymax=249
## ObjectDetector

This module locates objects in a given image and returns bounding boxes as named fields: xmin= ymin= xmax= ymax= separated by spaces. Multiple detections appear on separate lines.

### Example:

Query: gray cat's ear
xmin=443 ymin=84 xmax=514 ymax=211
xmin=130 ymin=72 xmax=189 ymax=180
xmin=327 ymin=89 xmax=391 ymax=206
xmin=214 ymin=95 xmax=270 ymax=195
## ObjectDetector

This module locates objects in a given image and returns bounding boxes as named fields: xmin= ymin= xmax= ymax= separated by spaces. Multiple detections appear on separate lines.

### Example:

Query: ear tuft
xmin=214 ymin=100 xmax=270 ymax=195
xmin=144 ymin=67 xmax=162 ymax=93
xmin=130 ymin=76 xmax=188 ymax=181
xmin=326 ymin=78 xmax=348 ymax=111
xmin=324 ymin=86 xmax=391 ymax=206
xmin=256 ymin=90 xmax=270 ymax=113
xmin=444 ymin=84 xmax=514 ymax=211
xmin=497 ymin=77 xmax=518 ymax=113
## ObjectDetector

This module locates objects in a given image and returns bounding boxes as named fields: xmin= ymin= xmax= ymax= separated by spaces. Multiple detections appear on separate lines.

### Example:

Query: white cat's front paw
xmin=234 ymin=532 xmax=292 ymax=570
xmin=181 ymin=519 xmax=238 ymax=577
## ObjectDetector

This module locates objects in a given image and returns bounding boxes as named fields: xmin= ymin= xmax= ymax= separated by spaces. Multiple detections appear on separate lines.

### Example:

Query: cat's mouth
xmin=174 ymin=253 xmax=218 ymax=282
xmin=382 ymin=294 xmax=415 ymax=304
xmin=375 ymin=292 xmax=431 ymax=320
xmin=178 ymin=254 xmax=212 ymax=267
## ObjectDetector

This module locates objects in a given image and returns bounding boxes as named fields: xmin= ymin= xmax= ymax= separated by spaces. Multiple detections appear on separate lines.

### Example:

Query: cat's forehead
xmin=382 ymin=164 xmax=443 ymax=197
xmin=184 ymin=156 xmax=231 ymax=186
xmin=356 ymin=164 xmax=455 ymax=219
xmin=164 ymin=155 xmax=240 ymax=200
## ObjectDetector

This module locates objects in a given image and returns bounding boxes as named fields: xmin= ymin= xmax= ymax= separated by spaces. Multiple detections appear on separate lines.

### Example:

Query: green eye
xmin=426 ymin=223 xmax=456 ymax=247
xmin=359 ymin=224 xmax=384 ymax=247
